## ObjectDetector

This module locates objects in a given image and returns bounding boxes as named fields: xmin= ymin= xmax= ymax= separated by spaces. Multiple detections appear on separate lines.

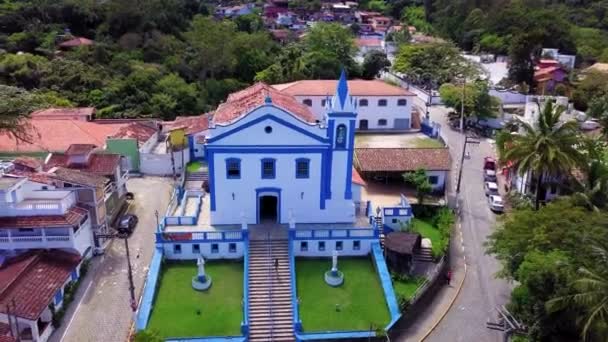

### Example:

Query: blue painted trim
xmin=225 ymin=158 xmax=241 ymax=179
xmin=371 ymin=243 xmax=402 ymax=329
xmin=208 ymin=151 xmax=216 ymax=211
xmin=319 ymin=151 xmax=326 ymax=209
xmin=292 ymin=236 xmax=376 ymax=241
xmin=206 ymin=145 xmax=329 ymax=149
xmin=165 ymin=336 xmax=246 ymax=342
xmin=207 ymin=114 xmax=328 ymax=144
xmin=136 ymin=247 xmax=164 ymax=331
xmin=288 ymin=231 xmax=302 ymax=333
xmin=255 ymin=187 xmax=281 ymax=224
xmin=241 ymin=235 xmax=249 ymax=336
xmin=188 ymin=135 xmax=195 ymax=161
xmin=335 ymin=124 xmax=347 ymax=150
xmin=260 ymin=158 xmax=276 ymax=179
xmin=295 ymin=158 xmax=310 ymax=179
xmin=344 ymin=120 xmax=355 ymax=200
xmin=326 ymin=120 xmax=334 ymax=199
xmin=206 ymin=147 xmax=328 ymax=154
xmin=296 ymin=331 xmax=375 ymax=340
xmin=327 ymin=112 xmax=357 ymax=118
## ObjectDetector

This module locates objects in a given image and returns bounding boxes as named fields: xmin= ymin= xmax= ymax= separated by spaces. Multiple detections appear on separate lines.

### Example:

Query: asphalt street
xmin=425 ymin=106 xmax=513 ymax=342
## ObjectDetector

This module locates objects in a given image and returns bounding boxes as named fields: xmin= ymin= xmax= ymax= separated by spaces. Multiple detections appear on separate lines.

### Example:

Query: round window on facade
xmin=265 ymin=126 xmax=272 ymax=133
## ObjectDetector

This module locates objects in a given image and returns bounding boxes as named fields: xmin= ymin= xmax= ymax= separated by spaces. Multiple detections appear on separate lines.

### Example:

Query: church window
xmin=353 ymin=240 xmax=361 ymax=250
xmin=318 ymin=241 xmax=326 ymax=251
xmin=398 ymin=99 xmax=407 ymax=106
xmin=192 ymin=244 xmax=200 ymax=254
xmin=335 ymin=124 xmax=347 ymax=149
xmin=303 ymin=99 xmax=313 ymax=106
xmin=226 ymin=158 xmax=241 ymax=179
xmin=261 ymin=158 xmax=276 ymax=179
xmin=336 ymin=241 xmax=343 ymax=251
xmin=229 ymin=243 xmax=237 ymax=253
xmin=211 ymin=243 xmax=219 ymax=253
xmin=359 ymin=99 xmax=368 ymax=107
xmin=296 ymin=158 xmax=310 ymax=178
xmin=300 ymin=241 xmax=308 ymax=251
xmin=264 ymin=126 xmax=273 ymax=134
xmin=378 ymin=99 xmax=387 ymax=106
xmin=378 ymin=119 xmax=387 ymax=126
xmin=173 ymin=244 xmax=182 ymax=254
xmin=321 ymin=99 xmax=327 ymax=107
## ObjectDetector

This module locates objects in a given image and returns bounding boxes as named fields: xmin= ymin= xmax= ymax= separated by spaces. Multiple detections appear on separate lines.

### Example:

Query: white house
xmin=541 ymin=48 xmax=576 ymax=70
xmin=206 ymin=73 xmax=360 ymax=225
xmin=272 ymin=79 xmax=416 ymax=131
xmin=0 ymin=175 xmax=94 ymax=257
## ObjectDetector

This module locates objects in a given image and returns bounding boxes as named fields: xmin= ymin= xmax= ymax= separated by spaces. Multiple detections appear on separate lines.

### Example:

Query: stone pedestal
xmin=324 ymin=270 xmax=344 ymax=287
xmin=192 ymin=275 xmax=212 ymax=291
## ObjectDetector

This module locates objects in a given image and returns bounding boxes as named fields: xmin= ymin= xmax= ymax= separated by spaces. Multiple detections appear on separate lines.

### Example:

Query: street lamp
xmin=97 ymin=233 xmax=137 ymax=313
xmin=456 ymin=135 xmax=480 ymax=193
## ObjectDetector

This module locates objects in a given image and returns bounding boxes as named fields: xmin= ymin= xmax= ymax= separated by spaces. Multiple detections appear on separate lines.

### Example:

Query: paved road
xmin=425 ymin=106 xmax=512 ymax=342
xmin=49 ymin=177 xmax=174 ymax=342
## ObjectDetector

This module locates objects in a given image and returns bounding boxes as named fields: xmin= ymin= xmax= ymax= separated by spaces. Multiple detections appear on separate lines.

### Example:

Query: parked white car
xmin=488 ymin=195 xmax=504 ymax=213
xmin=484 ymin=169 xmax=497 ymax=182
xmin=484 ymin=181 xmax=499 ymax=196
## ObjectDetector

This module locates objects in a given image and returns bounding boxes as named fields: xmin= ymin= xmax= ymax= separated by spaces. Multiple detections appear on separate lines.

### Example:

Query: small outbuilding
xmin=384 ymin=231 xmax=421 ymax=275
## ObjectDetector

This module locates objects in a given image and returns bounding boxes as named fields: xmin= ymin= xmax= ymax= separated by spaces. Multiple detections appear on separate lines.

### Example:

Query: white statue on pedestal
xmin=331 ymin=250 xmax=339 ymax=273
xmin=197 ymin=256 xmax=206 ymax=282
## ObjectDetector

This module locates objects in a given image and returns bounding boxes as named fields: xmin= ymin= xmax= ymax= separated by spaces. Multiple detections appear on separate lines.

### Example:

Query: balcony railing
xmin=292 ymin=228 xmax=378 ymax=240
xmin=0 ymin=194 xmax=76 ymax=216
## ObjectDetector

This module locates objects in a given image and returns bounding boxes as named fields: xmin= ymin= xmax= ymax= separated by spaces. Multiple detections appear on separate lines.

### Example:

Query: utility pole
xmin=124 ymin=237 xmax=137 ymax=312
xmin=456 ymin=135 xmax=480 ymax=193
xmin=460 ymin=79 xmax=466 ymax=132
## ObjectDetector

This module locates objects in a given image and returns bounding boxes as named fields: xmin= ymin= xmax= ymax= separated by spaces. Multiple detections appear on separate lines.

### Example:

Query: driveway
xmin=424 ymin=106 xmax=512 ymax=342
xmin=49 ymin=177 xmax=174 ymax=342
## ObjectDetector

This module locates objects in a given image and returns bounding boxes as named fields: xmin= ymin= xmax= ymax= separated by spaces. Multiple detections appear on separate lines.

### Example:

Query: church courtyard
xmin=296 ymin=258 xmax=390 ymax=332
xmin=147 ymin=261 xmax=244 ymax=338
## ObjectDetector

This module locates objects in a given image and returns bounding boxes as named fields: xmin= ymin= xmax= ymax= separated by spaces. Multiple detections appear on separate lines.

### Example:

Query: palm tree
xmin=569 ymin=160 xmax=608 ymax=211
xmin=502 ymin=100 xmax=586 ymax=210
xmin=546 ymin=243 xmax=608 ymax=340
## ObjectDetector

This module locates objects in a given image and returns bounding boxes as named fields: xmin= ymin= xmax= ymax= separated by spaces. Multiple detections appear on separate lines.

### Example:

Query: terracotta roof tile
xmin=49 ymin=167 xmax=108 ymax=187
xmin=166 ymin=115 xmax=211 ymax=135
xmin=273 ymin=80 xmax=415 ymax=96
xmin=12 ymin=156 xmax=42 ymax=171
xmin=352 ymin=167 xmax=366 ymax=186
xmin=45 ymin=153 xmax=120 ymax=176
xmin=356 ymin=38 xmax=382 ymax=47
xmin=30 ymin=107 xmax=94 ymax=120
xmin=213 ymin=83 xmax=316 ymax=124
xmin=0 ymin=206 xmax=88 ymax=229
xmin=355 ymin=148 xmax=451 ymax=172
xmin=110 ymin=122 xmax=158 ymax=143
xmin=0 ymin=119 xmax=125 ymax=153
xmin=58 ymin=37 xmax=94 ymax=48
xmin=0 ymin=250 xmax=81 ymax=320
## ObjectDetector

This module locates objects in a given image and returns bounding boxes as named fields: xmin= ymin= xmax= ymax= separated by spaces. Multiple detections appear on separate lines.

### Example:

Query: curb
xmin=417 ymin=226 xmax=468 ymax=342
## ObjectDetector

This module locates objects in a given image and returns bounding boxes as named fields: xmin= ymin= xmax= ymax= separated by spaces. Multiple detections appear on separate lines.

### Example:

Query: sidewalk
xmin=393 ymin=221 xmax=467 ymax=341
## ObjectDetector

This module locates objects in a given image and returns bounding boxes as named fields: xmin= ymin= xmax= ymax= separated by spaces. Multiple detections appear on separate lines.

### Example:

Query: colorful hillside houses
xmin=534 ymin=59 xmax=568 ymax=94
xmin=135 ymin=71 xmax=409 ymax=341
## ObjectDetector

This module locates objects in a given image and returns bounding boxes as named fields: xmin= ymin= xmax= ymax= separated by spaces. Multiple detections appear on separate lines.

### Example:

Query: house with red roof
xmin=58 ymin=37 xmax=94 ymax=49
xmin=534 ymin=60 xmax=568 ymax=94
xmin=0 ymin=250 xmax=83 ymax=342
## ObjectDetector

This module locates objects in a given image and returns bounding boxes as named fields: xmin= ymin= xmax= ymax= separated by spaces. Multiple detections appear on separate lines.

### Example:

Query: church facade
xmin=206 ymin=72 xmax=359 ymax=225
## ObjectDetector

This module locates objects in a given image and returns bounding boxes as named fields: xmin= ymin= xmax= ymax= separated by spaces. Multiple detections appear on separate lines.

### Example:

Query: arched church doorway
xmin=259 ymin=195 xmax=278 ymax=223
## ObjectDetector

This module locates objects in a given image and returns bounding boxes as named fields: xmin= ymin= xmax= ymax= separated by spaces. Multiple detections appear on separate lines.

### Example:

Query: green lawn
xmin=411 ymin=137 xmax=444 ymax=148
xmin=412 ymin=218 xmax=442 ymax=256
xmin=296 ymin=258 xmax=390 ymax=332
xmin=393 ymin=276 xmax=425 ymax=301
xmin=147 ymin=261 xmax=243 ymax=338
xmin=186 ymin=161 xmax=205 ymax=173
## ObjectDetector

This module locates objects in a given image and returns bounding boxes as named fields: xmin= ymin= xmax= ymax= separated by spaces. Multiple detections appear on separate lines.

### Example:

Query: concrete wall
xmin=293 ymin=238 xmax=373 ymax=257
xmin=293 ymin=95 xmax=414 ymax=130
xmin=162 ymin=241 xmax=245 ymax=260
xmin=106 ymin=138 xmax=140 ymax=171
xmin=140 ymin=148 xmax=190 ymax=176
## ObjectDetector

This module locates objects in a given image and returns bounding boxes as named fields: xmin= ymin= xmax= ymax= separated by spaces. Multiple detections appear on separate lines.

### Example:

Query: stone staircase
xmin=186 ymin=171 xmax=208 ymax=181
xmin=413 ymin=247 xmax=434 ymax=262
xmin=248 ymin=239 xmax=295 ymax=342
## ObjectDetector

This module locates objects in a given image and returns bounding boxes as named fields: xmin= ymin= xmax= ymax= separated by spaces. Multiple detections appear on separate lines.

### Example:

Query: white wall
xmin=162 ymin=241 xmax=245 ymax=260
xmin=293 ymin=239 xmax=373 ymax=257
xmin=140 ymin=148 xmax=190 ymax=176
xmin=139 ymin=132 xmax=159 ymax=153
xmin=427 ymin=170 xmax=447 ymax=191
xmin=294 ymin=95 xmax=414 ymax=130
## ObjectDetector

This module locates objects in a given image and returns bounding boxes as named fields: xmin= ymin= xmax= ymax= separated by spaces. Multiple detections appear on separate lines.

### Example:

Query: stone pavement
xmin=48 ymin=177 xmax=174 ymax=342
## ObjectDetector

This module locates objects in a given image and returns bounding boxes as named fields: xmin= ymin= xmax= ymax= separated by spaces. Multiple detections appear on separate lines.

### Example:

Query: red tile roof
xmin=58 ymin=37 xmax=94 ymax=48
xmin=110 ymin=122 xmax=158 ymax=143
xmin=65 ymin=144 xmax=96 ymax=155
xmin=0 ymin=322 xmax=14 ymax=342
xmin=352 ymin=167 xmax=366 ymax=186
xmin=534 ymin=66 xmax=563 ymax=77
xmin=355 ymin=148 xmax=451 ymax=172
xmin=0 ymin=206 xmax=88 ymax=229
xmin=12 ymin=156 xmax=41 ymax=171
xmin=166 ymin=115 xmax=211 ymax=135
xmin=30 ymin=107 xmax=95 ymax=121
xmin=0 ymin=119 xmax=125 ymax=153
xmin=273 ymin=80 xmax=414 ymax=96
xmin=49 ymin=167 xmax=108 ymax=187
xmin=0 ymin=250 xmax=81 ymax=320
xmin=45 ymin=153 xmax=120 ymax=176
xmin=213 ymin=83 xmax=316 ymax=124
xmin=356 ymin=37 xmax=382 ymax=48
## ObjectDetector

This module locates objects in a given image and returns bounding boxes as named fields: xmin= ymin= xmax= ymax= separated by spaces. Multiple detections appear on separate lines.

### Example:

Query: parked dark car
xmin=125 ymin=192 xmax=135 ymax=200
xmin=117 ymin=214 xmax=138 ymax=235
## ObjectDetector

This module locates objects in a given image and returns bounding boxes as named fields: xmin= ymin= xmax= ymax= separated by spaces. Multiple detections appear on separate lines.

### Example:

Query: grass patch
xmin=411 ymin=137 xmax=444 ymax=148
xmin=296 ymin=258 xmax=390 ymax=332
xmin=412 ymin=218 xmax=442 ymax=256
xmin=186 ymin=161 xmax=203 ymax=173
xmin=392 ymin=275 xmax=425 ymax=301
xmin=147 ymin=261 xmax=243 ymax=338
